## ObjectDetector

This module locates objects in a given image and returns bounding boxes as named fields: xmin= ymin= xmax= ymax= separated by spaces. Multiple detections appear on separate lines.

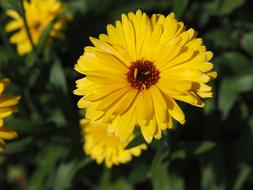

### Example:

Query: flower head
xmin=81 ymin=119 xmax=147 ymax=168
xmin=5 ymin=0 xmax=70 ymax=55
xmin=74 ymin=10 xmax=217 ymax=143
xmin=0 ymin=79 xmax=20 ymax=152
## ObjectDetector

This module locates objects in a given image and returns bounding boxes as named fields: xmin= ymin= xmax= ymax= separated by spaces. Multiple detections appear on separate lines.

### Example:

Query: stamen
xmin=134 ymin=68 xmax=138 ymax=80
xmin=126 ymin=59 xmax=160 ymax=90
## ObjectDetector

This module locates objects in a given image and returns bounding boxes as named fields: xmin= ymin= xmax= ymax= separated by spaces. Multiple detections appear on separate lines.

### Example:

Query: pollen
xmin=127 ymin=60 xmax=160 ymax=90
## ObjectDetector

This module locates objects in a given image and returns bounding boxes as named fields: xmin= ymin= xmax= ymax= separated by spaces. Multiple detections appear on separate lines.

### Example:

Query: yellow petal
xmin=206 ymin=71 xmax=217 ymax=79
xmin=191 ymin=83 xmax=212 ymax=92
xmin=150 ymin=86 xmax=167 ymax=108
xmin=158 ymin=78 xmax=193 ymax=92
xmin=161 ymin=50 xmax=194 ymax=70
xmin=0 ymin=108 xmax=15 ymax=119
xmin=5 ymin=20 xmax=22 ymax=32
xmin=0 ymin=139 xmax=6 ymax=152
xmin=136 ymin=90 xmax=154 ymax=123
xmin=166 ymin=97 xmax=185 ymax=124
xmin=0 ymin=95 xmax=20 ymax=108
xmin=17 ymin=41 xmax=32 ymax=55
xmin=96 ymin=87 xmax=131 ymax=111
xmin=128 ymin=10 xmax=149 ymax=59
xmin=90 ymin=36 xmax=131 ymax=66
xmin=196 ymin=91 xmax=213 ymax=98
xmin=0 ymin=127 xmax=17 ymax=140
xmin=170 ymin=93 xmax=204 ymax=107
xmin=0 ymin=79 xmax=9 ymax=94
xmin=114 ymin=106 xmax=136 ymax=143
xmin=122 ymin=14 xmax=136 ymax=60
xmin=95 ymin=51 xmax=128 ymax=72
xmin=161 ymin=69 xmax=210 ymax=83
xmin=141 ymin=120 xmax=156 ymax=143
xmin=186 ymin=38 xmax=203 ymax=51
xmin=6 ymin=10 xmax=21 ymax=19
xmin=112 ymin=89 xmax=138 ymax=115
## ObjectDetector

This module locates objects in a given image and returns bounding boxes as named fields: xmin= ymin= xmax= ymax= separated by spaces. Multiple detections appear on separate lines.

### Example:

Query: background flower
xmin=0 ymin=79 xmax=20 ymax=152
xmin=5 ymin=0 xmax=70 ymax=55
xmin=80 ymin=119 xmax=147 ymax=168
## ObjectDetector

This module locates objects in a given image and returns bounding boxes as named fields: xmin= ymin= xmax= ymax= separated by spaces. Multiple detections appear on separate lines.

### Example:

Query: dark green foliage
xmin=0 ymin=0 xmax=253 ymax=189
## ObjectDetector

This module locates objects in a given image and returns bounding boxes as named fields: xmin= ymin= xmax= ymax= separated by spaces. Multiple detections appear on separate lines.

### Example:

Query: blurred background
xmin=0 ymin=0 xmax=253 ymax=189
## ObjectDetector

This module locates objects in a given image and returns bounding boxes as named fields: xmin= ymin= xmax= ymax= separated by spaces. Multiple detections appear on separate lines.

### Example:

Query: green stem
xmin=19 ymin=0 xmax=36 ymax=53
xmin=24 ymin=89 xmax=40 ymax=121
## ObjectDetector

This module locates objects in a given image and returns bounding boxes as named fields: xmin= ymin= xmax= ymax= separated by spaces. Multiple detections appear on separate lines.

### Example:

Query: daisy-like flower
xmin=81 ymin=119 xmax=147 ymax=168
xmin=0 ymin=79 xmax=20 ymax=152
xmin=5 ymin=0 xmax=70 ymax=55
xmin=74 ymin=10 xmax=217 ymax=143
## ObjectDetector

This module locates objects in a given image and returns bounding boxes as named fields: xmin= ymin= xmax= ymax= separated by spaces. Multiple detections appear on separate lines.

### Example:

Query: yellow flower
xmin=81 ymin=119 xmax=147 ymax=168
xmin=74 ymin=10 xmax=217 ymax=143
xmin=5 ymin=0 xmax=70 ymax=55
xmin=0 ymin=79 xmax=20 ymax=152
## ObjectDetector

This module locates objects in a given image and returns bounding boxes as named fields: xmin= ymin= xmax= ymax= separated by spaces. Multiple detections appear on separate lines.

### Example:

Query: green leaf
xmin=167 ymin=174 xmax=184 ymax=190
xmin=249 ymin=117 xmax=253 ymax=136
xmin=28 ymin=145 xmax=67 ymax=190
xmin=0 ymin=0 xmax=20 ymax=11
xmin=37 ymin=21 xmax=56 ymax=54
xmin=128 ymin=163 xmax=149 ymax=184
xmin=100 ymin=170 xmax=132 ymax=190
xmin=53 ymin=158 xmax=92 ymax=190
xmin=205 ymin=29 xmax=231 ymax=49
xmin=49 ymin=60 xmax=78 ymax=124
xmin=27 ymin=68 xmax=40 ymax=88
xmin=219 ymin=0 xmax=246 ymax=15
xmin=234 ymin=164 xmax=251 ymax=190
xmin=219 ymin=79 xmax=238 ymax=119
xmin=6 ymin=137 xmax=33 ymax=153
xmin=49 ymin=108 xmax=67 ymax=126
xmin=202 ymin=0 xmax=221 ymax=16
xmin=219 ymin=73 xmax=253 ymax=119
xmin=202 ymin=165 xmax=225 ymax=190
xmin=219 ymin=51 xmax=251 ymax=73
xmin=170 ymin=149 xmax=186 ymax=160
xmin=204 ymin=99 xmax=215 ymax=114
xmin=68 ymin=0 xmax=89 ymax=14
xmin=0 ymin=47 xmax=12 ymax=65
xmin=172 ymin=0 xmax=189 ymax=19
xmin=25 ymin=52 xmax=37 ymax=66
xmin=151 ymin=149 xmax=184 ymax=189
xmin=150 ymin=149 xmax=170 ymax=190
xmin=6 ymin=117 xmax=35 ymax=131
xmin=241 ymin=32 xmax=253 ymax=56
xmin=194 ymin=142 xmax=216 ymax=155
xmin=240 ymin=102 xmax=249 ymax=119
xmin=50 ymin=60 xmax=67 ymax=95
xmin=107 ymin=179 xmax=132 ymax=190
xmin=99 ymin=169 xmax=111 ymax=188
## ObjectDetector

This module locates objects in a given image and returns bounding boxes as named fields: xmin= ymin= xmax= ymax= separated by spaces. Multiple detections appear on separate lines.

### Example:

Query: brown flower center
xmin=127 ymin=60 xmax=160 ymax=90
xmin=32 ymin=22 xmax=42 ymax=31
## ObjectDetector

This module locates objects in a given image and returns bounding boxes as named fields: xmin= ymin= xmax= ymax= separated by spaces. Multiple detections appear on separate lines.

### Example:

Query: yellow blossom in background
xmin=0 ymin=79 xmax=20 ymax=152
xmin=81 ymin=119 xmax=147 ymax=168
xmin=74 ymin=10 xmax=217 ymax=143
xmin=5 ymin=0 xmax=70 ymax=55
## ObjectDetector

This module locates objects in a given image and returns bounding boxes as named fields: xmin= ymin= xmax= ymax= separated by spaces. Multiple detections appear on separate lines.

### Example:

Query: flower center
xmin=32 ymin=22 xmax=42 ymax=31
xmin=127 ymin=60 xmax=160 ymax=90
